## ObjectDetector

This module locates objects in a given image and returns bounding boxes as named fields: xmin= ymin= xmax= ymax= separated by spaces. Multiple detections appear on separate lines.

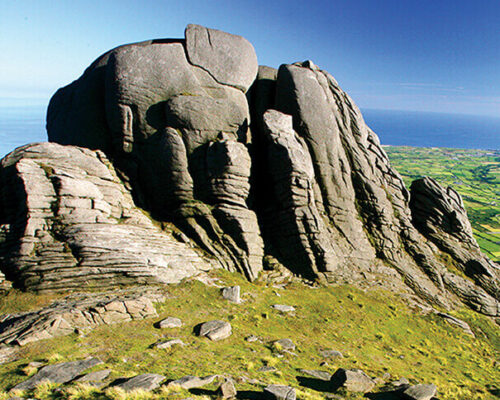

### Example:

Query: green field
xmin=385 ymin=146 xmax=500 ymax=263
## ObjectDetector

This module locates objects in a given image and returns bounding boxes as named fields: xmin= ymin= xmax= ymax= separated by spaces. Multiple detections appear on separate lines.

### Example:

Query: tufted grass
xmin=0 ymin=269 xmax=498 ymax=399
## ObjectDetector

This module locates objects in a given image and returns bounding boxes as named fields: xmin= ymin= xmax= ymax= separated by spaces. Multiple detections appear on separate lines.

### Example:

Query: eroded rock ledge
xmin=0 ymin=24 xmax=498 ymax=317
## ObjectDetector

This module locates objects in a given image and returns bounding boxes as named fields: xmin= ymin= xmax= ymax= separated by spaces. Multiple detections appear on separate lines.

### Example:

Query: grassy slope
xmin=385 ymin=146 xmax=500 ymax=262
xmin=0 ymin=270 xmax=498 ymax=400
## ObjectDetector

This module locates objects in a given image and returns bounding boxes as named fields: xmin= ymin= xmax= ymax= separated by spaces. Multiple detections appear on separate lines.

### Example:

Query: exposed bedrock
xmin=0 ymin=24 xmax=491 ymax=316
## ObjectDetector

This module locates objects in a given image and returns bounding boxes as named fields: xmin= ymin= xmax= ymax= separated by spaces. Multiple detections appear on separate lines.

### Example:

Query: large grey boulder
xmin=168 ymin=374 xmax=218 ymax=389
xmin=113 ymin=373 xmax=166 ymax=391
xmin=198 ymin=320 xmax=232 ymax=341
xmin=13 ymin=358 xmax=102 ymax=390
xmin=264 ymin=384 xmax=296 ymax=400
xmin=330 ymin=368 xmax=375 ymax=393
xmin=185 ymin=24 xmax=258 ymax=91
xmin=402 ymin=383 xmax=437 ymax=400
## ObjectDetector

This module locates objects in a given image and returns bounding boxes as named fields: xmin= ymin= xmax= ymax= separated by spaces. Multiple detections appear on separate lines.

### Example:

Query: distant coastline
xmin=0 ymin=105 xmax=499 ymax=158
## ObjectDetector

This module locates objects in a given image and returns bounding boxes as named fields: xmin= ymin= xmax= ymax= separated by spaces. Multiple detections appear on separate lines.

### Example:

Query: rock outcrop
xmin=0 ymin=24 xmax=497 ymax=317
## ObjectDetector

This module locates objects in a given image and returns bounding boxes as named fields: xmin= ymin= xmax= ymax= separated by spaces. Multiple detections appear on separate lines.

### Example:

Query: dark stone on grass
xmin=113 ymin=373 xmax=166 ymax=391
xmin=264 ymin=384 xmax=296 ymax=400
xmin=402 ymin=384 xmax=437 ymax=400
xmin=13 ymin=357 xmax=102 ymax=390
xmin=330 ymin=368 xmax=375 ymax=393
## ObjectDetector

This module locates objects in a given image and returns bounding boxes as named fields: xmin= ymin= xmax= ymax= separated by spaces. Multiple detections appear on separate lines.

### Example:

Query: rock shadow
xmin=296 ymin=376 xmax=332 ymax=393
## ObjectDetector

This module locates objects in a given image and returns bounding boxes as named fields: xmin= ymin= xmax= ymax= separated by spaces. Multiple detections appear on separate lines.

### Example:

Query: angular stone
xmin=168 ymin=374 xmax=217 ymax=389
xmin=158 ymin=317 xmax=182 ymax=329
xmin=185 ymin=24 xmax=258 ymax=91
xmin=264 ymin=384 xmax=296 ymax=400
xmin=320 ymin=350 xmax=343 ymax=359
xmin=198 ymin=320 xmax=232 ymax=341
xmin=75 ymin=369 xmax=111 ymax=383
xmin=13 ymin=358 xmax=102 ymax=390
xmin=154 ymin=339 xmax=185 ymax=349
xmin=217 ymin=378 xmax=237 ymax=399
xmin=222 ymin=286 xmax=241 ymax=303
xmin=298 ymin=369 xmax=331 ymax=381
xmin=274 ymin=338 xmax=295 ymax=351
xmin=271 ymin=304 xmax=295 ymax=313
xmin=330 ymin=368 xmax=375 ymax=393
xmin=113 ymin=373 xmax=165 ymax=391
xmin=403 ymin=383 xmax=437 ymax=400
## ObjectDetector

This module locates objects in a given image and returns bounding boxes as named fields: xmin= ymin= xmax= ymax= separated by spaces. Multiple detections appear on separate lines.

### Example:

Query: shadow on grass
xmin=365 ymin=390 xmax=404 ymax=400
xmin=296 ymin=376 xmax=332 ymax=392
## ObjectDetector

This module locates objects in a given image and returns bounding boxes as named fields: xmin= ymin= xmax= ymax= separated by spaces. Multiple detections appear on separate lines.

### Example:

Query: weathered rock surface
xmin=154 ymin=338 xmax=185 ymax=349
xmin=75 ymin=369 xmax=111 ymax=384
xmin=271 ymin=304 xmax=295 ymax=313
xmin=264 ymin=384 xmax=296 ymax=400
xmin=13 ymin=357 xmax=102 ymax=390
xmin=198 ymin=320 xmax=232 ymax=341
xmin=157 ymin=317 xmax=182 ymax=329
xmin=168 ymin=374 xmax=218 ymax=389
xmin=217 ymin=377 xmax=237 ymax=399
xmin=0 ymin=143 xmax=213 ymax=291
xmin=402 ymin=383 xmax=437 ymax=400
xmin=330 ymin=368 xmax=375 ymax=393
xmin=0 ymin=291 xmax=163 ymax=346
xmin=0 ymin=23 xmax=494 ymax=317
xmin=113 ymin=373 xmax=166 ymax=391
xmin=222 ymin=286 xmax=241 ymax=303
xmin=274 ymin=338 xmax=295 ymax=351
xmin=298 ymin=369 xmax=331 ymax=381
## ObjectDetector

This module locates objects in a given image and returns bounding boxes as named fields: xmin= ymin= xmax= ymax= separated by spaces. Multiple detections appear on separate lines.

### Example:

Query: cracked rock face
xmin=0 ymin=24 xmax=497 ymax=317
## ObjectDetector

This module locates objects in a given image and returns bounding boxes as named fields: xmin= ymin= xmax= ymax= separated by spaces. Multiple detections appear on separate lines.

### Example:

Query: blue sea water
xmin=0 ymin=105 xmax=499 ymax=158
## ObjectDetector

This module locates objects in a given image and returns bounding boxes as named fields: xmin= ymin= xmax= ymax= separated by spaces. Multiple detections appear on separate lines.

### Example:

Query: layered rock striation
xmin=0 ymin=25 xmax=498 ymax=316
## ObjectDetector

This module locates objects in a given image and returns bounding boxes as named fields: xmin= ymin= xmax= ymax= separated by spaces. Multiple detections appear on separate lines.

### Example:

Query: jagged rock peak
xmin=0 ymin=25 xmax=498 ymax=317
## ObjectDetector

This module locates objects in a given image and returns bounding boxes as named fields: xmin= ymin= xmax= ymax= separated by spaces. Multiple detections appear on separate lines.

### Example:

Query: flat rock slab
xmin=154 ymin=339 xmax=185 ymax=349
xmin=198 ymin=320 xmax=232 ymax=341
xmin=298 ymin=369 xmax=331 ymax=381
xmin=169 ymin=375 xmax=218 ymax=389
xmin=114 ymin=373 xmax=166 ymax=391
xmin=258 ymin=366 xmax=277 ymax=373
xmin=218 ymin=378 xmax=237 ymax=399
xmin=274 ymin=338 xmax=295 ymax=351
xmin=75 ymin=369 xmax=111 ymax=383
xmin=13 ymin=357 xmax=102 ymax=390
xmin=437 ymin=313 xmax=475 ymax=336
xmin=222 ymin=286 xmax=241 ymax=303
xmin=330 ymin=368 xmax=375 ymax=393
xmin=271 ymin=304 xmax=295 ymax=313
xmin=158 ymin=317 xmax=182 ymax=329
xmin=403 ymin=384 xmax=437 ymax=400
xmin=264 ymin=384 xmax=296 ymax=400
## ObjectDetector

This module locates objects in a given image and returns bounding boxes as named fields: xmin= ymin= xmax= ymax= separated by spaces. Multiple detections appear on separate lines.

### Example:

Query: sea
xmin=0 ymin=105 xmax=499 ymax=158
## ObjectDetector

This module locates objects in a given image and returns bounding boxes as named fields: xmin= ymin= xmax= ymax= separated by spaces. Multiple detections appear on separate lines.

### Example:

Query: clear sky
xmin=1 ymin=0 xmax=499 ymax=117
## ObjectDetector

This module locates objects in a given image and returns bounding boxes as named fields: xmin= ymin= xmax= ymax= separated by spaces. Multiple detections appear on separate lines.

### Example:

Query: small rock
xmin=245 ymin=335 xmax=259 ymax=342
xmin=264 ymin=384 xmax=296 ymax=400
xmin=274 ymin=338 xmax=295 ymax=351
xmin=222 ymin=286 xmax=241 ymax=303
xmin=75 ymin=369 xmax=111 ymax=383
xmin=27 ymin=361 xmax=45 ymax=369
xmin=271 ymin=304 xmax=295 ymax=313
xmin=330 ymin=368 xmax=375 ymax=393
xmin=13 ymin=357 xmax=102 ymax=390
xmin=198 ymin=320 xmax=232 ymax=341
xmin=258 ymin=366 xmax=277 ymax=373
xmin=298 ymin=369 xmax=331 ymax=381
xmin=217 ymin=378 xmax=237 ymax=399
xmin=391 ymin=377 xmax=410 ymax=388
xmin=320 ymin=350 xmax=343 ymax=359
xmin=158 ymin=317 xmax=182 ymax=329
xmin=403 ymin=384 xmax=437 ymax=400
xmin=437 ymin=312 xmax=475 ymax=336
xmin=114 ymin=373 xmax=165 ymax=391
xmin=154 ymin=339 xmax=185 ymax=349
xmin=168 ymin=375 xmax=218 ymax=389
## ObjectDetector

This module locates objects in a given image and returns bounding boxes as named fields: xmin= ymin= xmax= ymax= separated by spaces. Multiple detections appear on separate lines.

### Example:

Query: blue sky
xmin=1 ymin=0 xmax=499 ymax=117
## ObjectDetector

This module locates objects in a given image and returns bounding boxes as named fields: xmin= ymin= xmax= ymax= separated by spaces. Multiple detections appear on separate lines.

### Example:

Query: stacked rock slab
xmin=0 ymin=143 xmax=212 ymax=291
xmin=0 ymin=24 xmax=494 ymax=316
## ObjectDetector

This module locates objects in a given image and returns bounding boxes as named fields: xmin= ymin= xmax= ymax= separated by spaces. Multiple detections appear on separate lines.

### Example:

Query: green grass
xmin=0 ymin=270 xmax=498 ymax=399
xmin=385 ymin=146 xmax=500 ymax=262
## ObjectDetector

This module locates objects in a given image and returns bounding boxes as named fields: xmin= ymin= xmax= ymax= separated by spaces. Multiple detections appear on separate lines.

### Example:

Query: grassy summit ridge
xmin=385 ymin=146 xmax=500 ymax=262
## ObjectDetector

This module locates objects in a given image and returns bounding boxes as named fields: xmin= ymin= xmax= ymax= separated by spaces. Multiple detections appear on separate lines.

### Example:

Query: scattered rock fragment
xmin=158 ymin=317 xmax=182 ymax=329
xmin=198 ymin=320 xmax=232 ymax=341
xmin=154 ymin=339 xmax=185 ymax=349
xmin=245 ymin=335 xmax=259 ymax=342
xmin=264 ymin=384 xmax=296 ymax=400
xmin=390 ymin=377 xmax=410 ymax=388
xmin=271 ymin=305 xmax=295 ymax=313
xmin=168 ymin=375 xmax=218 ymax=389
xmin=298 ymin=369 xmax=331 ymax=381
xmin=113 ymin=373 xmax=166 ymax=391
xmin=258 ymin=366 xmax=277 ymax=373
xmin=13 ymin=357 xmax=102 ymax=390
xmin=436 ymin=312 xmax=475 ymax=336
xmin=330 ymin=368 xmax=375 ymax=393
xmin=273 ymin=338 xmax=295 ymax=351
xmin=217 ymin=377 xmax=237 ymax=399
xmin=320 ymin=350 xmax=343 ymax=359
xmin=222 ymin=286 xmax=241 ymax=303
xmin=403 ymin=383 xmax=437 ymax=400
